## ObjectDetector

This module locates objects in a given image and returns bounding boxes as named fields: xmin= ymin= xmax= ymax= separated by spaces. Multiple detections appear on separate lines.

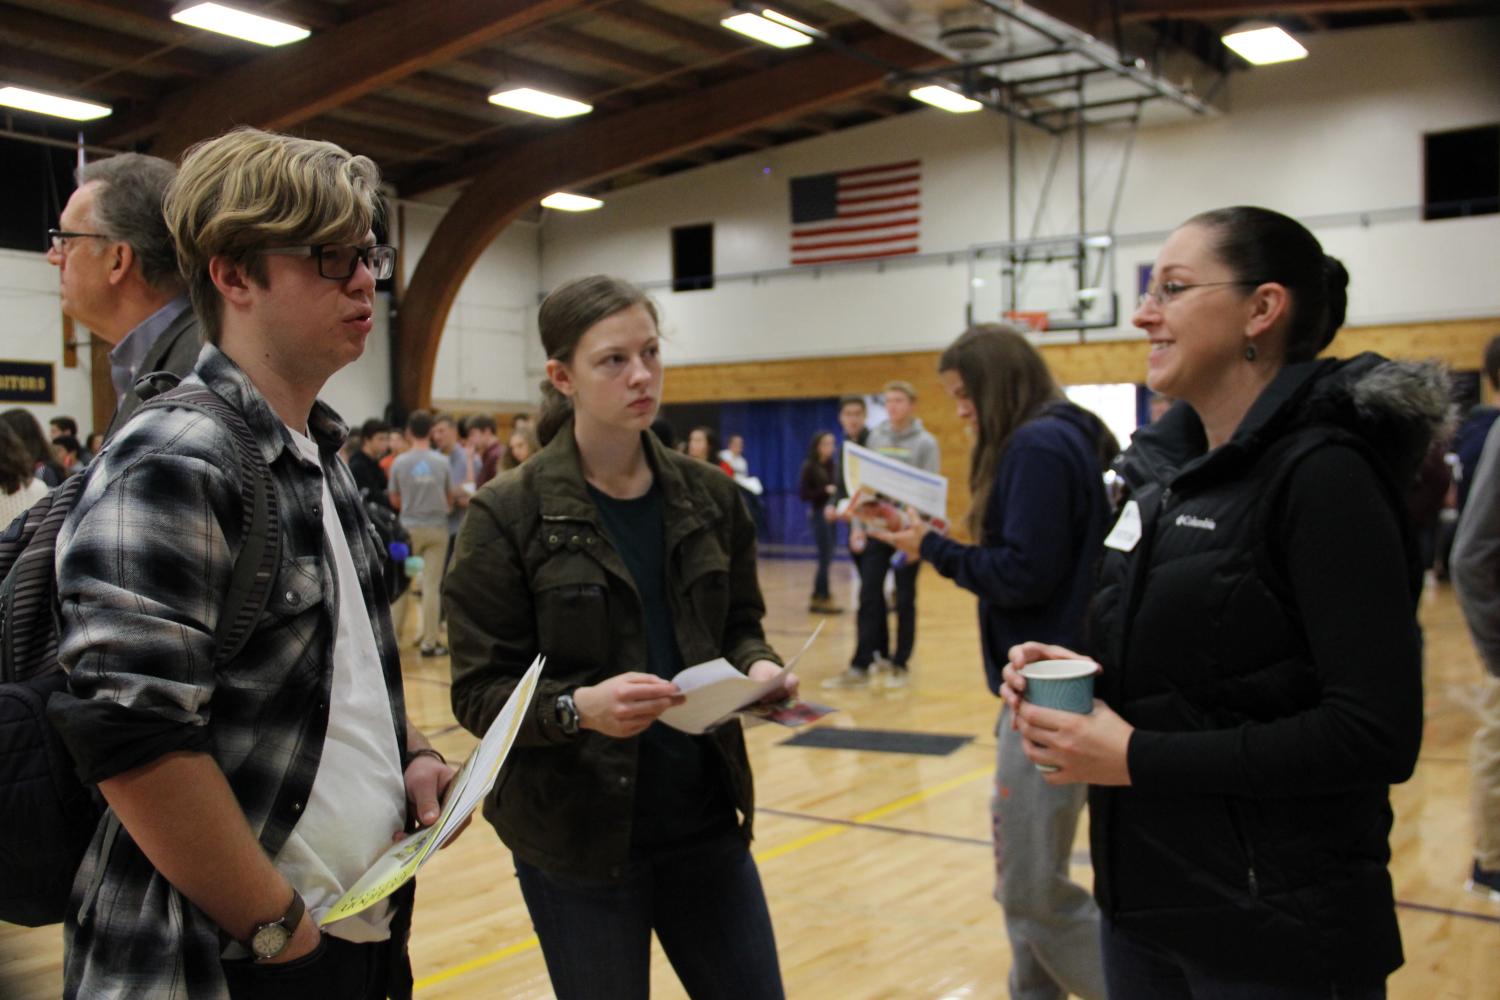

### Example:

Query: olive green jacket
xmin=444 ymin=419 xmax=781 ymax=880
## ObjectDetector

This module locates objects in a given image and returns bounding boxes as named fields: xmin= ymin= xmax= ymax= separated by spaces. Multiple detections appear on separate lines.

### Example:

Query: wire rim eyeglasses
xmin=261 ymin=244 xmax=396 ymax=281
xmin=1137 ymin=280 xmax=1263 ymax=310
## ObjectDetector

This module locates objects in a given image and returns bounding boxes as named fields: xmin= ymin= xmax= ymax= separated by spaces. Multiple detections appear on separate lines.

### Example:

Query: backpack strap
xmin=138 ymin=382 xmax=281 ymax=666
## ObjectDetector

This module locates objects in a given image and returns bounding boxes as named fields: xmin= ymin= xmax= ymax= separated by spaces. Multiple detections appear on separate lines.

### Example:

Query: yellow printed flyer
xmin=320 ymin=655 xmax=544 ymax=926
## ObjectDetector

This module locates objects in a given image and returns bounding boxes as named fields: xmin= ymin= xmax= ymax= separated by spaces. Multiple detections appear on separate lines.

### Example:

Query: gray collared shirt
xmin=108 ymin=296 xmax=191 ymax=401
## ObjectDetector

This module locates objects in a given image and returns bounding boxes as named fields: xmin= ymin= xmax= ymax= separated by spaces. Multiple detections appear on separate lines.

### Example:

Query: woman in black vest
xmin=1001 ymin=207 xmax=1442 ymax=997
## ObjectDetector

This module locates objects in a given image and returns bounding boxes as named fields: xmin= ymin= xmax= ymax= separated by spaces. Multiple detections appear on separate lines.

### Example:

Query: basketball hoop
xmin=1003 ymin=310 xmax=1050 ymax=334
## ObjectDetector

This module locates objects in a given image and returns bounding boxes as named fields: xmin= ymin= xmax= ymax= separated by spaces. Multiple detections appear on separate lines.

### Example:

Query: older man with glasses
xmin=47 ymin=152 xmax=204 ymax=441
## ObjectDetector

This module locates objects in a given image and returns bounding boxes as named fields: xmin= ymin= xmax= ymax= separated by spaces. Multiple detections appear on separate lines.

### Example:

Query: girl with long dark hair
xmin=798 ymin=430 xmax=841 ymax=614
xmin=875 ymin=324 xmax=1114 ymax=1000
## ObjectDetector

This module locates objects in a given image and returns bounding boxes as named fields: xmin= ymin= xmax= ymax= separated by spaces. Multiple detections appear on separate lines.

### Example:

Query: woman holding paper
xmin=444 ymin=275 xmax=794 ymax=1000
xmin=874 ymin=324 xmax=1116 ymax=1000
xmin=1001 ymin=207 xmax=1436 ymax=996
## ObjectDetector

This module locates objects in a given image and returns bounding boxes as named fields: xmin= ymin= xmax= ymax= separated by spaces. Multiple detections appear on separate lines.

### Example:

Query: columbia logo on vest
xmin=1175 ymin=514 xmax=1217 ymax=531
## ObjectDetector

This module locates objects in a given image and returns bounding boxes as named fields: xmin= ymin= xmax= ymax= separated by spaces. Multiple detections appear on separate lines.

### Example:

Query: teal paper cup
xmin=1020 ymin=659 xmax=1098 ymax=772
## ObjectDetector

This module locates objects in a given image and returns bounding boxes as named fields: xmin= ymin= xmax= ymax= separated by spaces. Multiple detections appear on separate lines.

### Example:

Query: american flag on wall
xmin=788 ymin=159 xmax=920 ymax=266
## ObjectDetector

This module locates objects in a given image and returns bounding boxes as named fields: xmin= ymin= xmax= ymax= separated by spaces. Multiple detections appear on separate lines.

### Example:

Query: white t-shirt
xmin=274 ymin=427 xmax=406 ymax=942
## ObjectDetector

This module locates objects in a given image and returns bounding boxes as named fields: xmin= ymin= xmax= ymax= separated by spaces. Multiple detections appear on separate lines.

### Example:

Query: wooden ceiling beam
xmin=137 ymin=0 xmax=575 ymax=159
xmin=0 ymin=6 xmax=222 ymax=78
xmin=395 ymin=32 xmax=943 ymax=411
xmin=0 ymin=42 xmax=163 ymax=101
xmin=296 ymin=117 xmax=441 ymax=165
xmin=590 ymin=2 xmax=751 ymax=59
xmin=333 ymin=97 xmax=481 ymax=144
xmin=1117 ymin=0 xmax=1463 ymax=20
xmin=455 ymin=49 xmax=618 ymax=104
xmin=528 ymin=25 xmax=691 ymax=82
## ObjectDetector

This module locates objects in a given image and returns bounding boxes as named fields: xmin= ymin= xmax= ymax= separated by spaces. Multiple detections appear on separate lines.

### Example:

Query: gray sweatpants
xmin=992 ymin=705 xmax=1106 ymax=1000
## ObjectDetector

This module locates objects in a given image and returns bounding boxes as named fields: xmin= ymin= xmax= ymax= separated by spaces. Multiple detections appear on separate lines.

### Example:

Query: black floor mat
xmin=780 ymin=727 xmax=972 ymax=756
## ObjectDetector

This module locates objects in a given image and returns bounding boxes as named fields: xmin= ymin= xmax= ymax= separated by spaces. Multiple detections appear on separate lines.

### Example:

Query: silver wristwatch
xmin=246 ymin=890 xmax=306 ymax=962
xmin=555 ymin=692 xmax=580 ymax=735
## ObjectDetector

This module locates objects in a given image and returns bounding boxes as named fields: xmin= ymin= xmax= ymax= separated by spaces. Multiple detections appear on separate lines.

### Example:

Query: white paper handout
xmin=658 ymin=623 xmax=824 ymax=735
xmin=842 ymin=440 xmax=948 ymax=520
xmin=320 ymin=655 xmax=544 ymax=926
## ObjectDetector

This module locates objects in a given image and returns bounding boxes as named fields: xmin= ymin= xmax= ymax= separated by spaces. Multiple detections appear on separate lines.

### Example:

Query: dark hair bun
xmin=1320 ymin=254 xmax=1349 ymax=350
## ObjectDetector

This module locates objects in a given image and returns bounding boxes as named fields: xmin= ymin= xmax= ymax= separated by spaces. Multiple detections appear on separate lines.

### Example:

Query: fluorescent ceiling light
xmin=489 ymin=87 xmax=593 ymax=119
xmin=721 ymin=12 xmax=814 ymax=49
xmin=1221 ymin=24 xmax=1307 ymax=66
xmin=909 ymin=85 xmax=983 ymax=114
xmin=760 ymin=9 xmax=820 ymax=37
xmin=0 ymin=85 xmax=110 ymax=121
xmin=541 ymin=192 xmax=604 ymax=212
xmin=172 ymin=3 xmax=310 ymax=46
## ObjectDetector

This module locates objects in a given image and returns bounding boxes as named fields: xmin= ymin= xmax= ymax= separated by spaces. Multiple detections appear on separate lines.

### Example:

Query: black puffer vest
xmin=1089 ymin=353 xmax=1447 ymax=983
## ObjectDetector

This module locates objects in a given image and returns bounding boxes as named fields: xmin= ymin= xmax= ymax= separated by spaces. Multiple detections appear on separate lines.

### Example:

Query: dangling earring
xmin=1244 ymin=341 xmax=1258 ymax=362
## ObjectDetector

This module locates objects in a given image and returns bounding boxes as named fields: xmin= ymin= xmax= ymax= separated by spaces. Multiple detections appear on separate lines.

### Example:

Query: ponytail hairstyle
xmin=938 ymin=324 xmax=1063 ymax=538
xmin=1187 ymin=206 xmax=1349 ymax=363
xmin=535 ymin=275 xmax=660 ymax=446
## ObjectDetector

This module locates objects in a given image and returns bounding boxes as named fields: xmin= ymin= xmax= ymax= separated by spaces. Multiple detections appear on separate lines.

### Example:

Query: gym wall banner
xmin=0 ymin=361 xmax=56 ymax=404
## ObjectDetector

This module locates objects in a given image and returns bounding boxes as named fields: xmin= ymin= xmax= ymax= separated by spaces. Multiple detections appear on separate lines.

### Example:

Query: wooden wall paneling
xmin=658 ymin=315 xmax=1500 ymax=527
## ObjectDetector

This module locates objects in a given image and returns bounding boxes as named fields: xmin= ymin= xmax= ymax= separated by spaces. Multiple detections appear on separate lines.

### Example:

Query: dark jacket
xmin=444 ymin=419 xmax=780 ymax=881
xmin=103 ymin=305 xmax=204 ymax=442
xmin=920 ymin=401 xmax=1112 ymax=695
xmin=798 ymin=458 xmax=835 ymax=508
xmin=1089 ymin=354 xmax=1444 ymax=985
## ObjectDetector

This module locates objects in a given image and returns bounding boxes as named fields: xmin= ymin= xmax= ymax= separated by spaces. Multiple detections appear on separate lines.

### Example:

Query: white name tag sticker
xmin=1104 ymin=500 xmax=1143 ymax=552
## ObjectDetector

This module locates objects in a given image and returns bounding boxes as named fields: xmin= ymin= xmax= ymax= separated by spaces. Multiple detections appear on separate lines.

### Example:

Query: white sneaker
xmin=883 ymin=666 xmax=910 ymax=689
xmin=822 ymin=667 xmax=870 ymax=689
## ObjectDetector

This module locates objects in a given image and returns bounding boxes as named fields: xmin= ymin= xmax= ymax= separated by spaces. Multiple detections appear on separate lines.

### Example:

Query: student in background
xmin=445 ymin=274 xmax=792 ymax=1000
xmin=349 ymin=417 xmax=392 ymax=508
xmin=687 ymin=426 xmax=734 ymax=475
xmin=829 ymin=381 xmax=939 ymax=690
xmin=0 ymin=422 xmax=50 ymax=526
xmin=876 ymin=325 xmax=1112 ymax=1000
xmin=1004 ymin=206 xmax=1432 ymax=997
xmin=2 ymin=409 xmax=66 ymax=488
xmin=799 ymin=430 xmax=842 ymax=615
xmin=1450 ymin=417 xmax=1500 ymax=904
xmin=389 ymin=410 xmax=453 ymax=657
xmin=503 ymin=423 xmax=540 ymax=471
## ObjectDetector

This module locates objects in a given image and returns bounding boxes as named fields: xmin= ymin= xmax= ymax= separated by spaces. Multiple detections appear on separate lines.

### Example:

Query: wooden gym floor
xmin=3 ymin=557 xmax=1497 ymax=998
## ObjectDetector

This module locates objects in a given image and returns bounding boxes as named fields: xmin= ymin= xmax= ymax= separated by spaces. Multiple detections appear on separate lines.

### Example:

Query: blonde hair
xmin=163 ymin=127 xmax=382 ymax=344
xmin=884 ymin=379 xmax=917 ymax=401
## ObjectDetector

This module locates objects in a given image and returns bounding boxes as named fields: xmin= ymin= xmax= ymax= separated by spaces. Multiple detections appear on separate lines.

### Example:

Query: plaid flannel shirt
xmin=48 ymin=344 xmax=409 ymax=999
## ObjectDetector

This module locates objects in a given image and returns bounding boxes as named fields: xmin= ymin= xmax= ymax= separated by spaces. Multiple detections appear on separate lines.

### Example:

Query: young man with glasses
xmin=47 ymin=152 xmax=205 ymax=440
xmin=49 ymin=127 xmax=456 ymax=1000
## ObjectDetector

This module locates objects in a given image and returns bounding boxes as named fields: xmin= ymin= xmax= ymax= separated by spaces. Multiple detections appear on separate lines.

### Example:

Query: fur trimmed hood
xmin=1124 ymin=352 xmax=1452 ymax=492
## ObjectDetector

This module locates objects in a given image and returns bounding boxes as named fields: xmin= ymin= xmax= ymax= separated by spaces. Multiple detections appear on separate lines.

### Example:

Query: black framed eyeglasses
xmin=261 ymin=244 xmax=396 ymax=281
xmin=47 ymin=228 xmax=111 ymax=253
xmin=1137 ymin=280 xmax=1264 ymax=309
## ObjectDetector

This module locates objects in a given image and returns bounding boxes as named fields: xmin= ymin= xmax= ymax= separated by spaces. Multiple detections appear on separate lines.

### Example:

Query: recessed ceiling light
xmin=1221 ymin=24 xmax=1307 ymax=66
xmin=0 ymin=85 xmax=111 ymax=121
xmin=909 ymin=85 xmax=983 ymax=113
xmin=721 ymin=12 xmax=814 ymax=49
xmin=489 ymin=87 xmax=593 ymax=119
xmin=541 ymin=192 xmax=604 ymax=212
xmin=172 ymin=3 xmax=310 ymax=47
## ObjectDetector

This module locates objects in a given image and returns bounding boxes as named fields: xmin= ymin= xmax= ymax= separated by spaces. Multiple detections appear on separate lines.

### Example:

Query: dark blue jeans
xmin=853 ymin=538 xmax=918 ymax=668
xmin=810 ymin=508 xmax=835 ymax=598
xmin=1101 ymin=917 xmax=1385 ymax=999
xmin=515 ymin=832 xmax=784 ymax=1000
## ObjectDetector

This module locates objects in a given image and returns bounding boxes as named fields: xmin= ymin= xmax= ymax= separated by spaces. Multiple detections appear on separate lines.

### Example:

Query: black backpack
xmin=364 ymin=498 xmax=413 ymax=603
xmin=0 ymin=380 xmax=280 ymax=926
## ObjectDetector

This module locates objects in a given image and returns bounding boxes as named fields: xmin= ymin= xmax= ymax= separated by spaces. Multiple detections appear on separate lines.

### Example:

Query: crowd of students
xmin=12 ymin=120 xmax=1492 ymax=1000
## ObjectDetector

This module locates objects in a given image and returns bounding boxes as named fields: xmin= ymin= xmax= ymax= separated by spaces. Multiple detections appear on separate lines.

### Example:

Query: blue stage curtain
xmin=718 ymin=398 xmax=841 ymax=554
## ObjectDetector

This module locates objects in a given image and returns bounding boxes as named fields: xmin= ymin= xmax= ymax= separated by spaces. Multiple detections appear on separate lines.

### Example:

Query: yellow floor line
xmin=414 ymin=764 xmax=990 ymax=993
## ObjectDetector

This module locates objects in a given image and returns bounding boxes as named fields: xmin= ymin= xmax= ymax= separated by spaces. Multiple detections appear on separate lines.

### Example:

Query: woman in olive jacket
xmin=444 ymin=275 xmax=793 ymax=1000
xmin=1002 ymin=207 xmax=1441 ymax=998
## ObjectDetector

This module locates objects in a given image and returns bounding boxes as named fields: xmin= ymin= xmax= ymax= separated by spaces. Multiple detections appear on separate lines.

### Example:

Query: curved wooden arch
xmin=396 ymin=34 xmax=939 ymax=411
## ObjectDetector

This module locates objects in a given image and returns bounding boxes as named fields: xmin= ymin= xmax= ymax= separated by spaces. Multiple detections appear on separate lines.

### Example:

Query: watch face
xmin=251 ymin=923 xmax=290 ymax=960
